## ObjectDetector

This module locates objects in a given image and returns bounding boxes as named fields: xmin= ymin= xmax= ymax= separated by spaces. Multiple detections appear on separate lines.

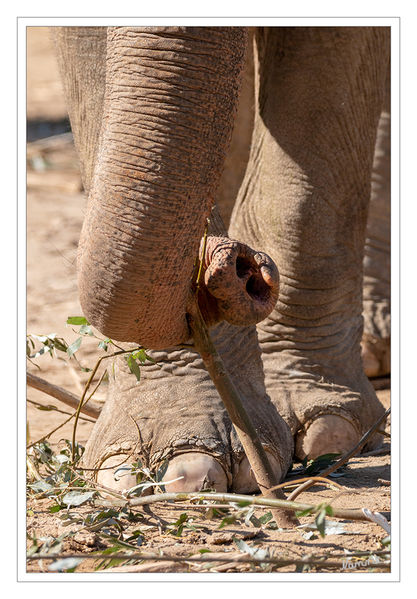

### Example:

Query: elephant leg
xmin=54 ymin=27 xmax=292 ymax=493
xmin=215 ymin=29 xmax=254 ymax=229
xmin=51 ymin=26 xmax=106 ymax=193
xmin=361 ymin=87 xmax=391 ymax=378
xmin=82 ymin=209 xmax=292 ymax=494
xmin=229 ymin=27 xmax=390 ymax=461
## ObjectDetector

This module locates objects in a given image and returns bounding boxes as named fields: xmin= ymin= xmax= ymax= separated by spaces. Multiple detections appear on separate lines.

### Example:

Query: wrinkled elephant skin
xmin=52 ymin=26 xmax=390 ymax=494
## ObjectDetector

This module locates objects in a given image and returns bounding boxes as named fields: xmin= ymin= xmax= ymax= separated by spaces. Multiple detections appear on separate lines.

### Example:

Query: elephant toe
xmin=96 ymin=455 xmax=137 ymax=495
xmin=161 ymin=453 xmax=228 ymax=492
xmin=295 ymin=415 xmax=360 ymax=461
xmin=233 ymin=450 xmax=282 ymax=493
xmin=361 ymin=335 xmax=391 ymax=378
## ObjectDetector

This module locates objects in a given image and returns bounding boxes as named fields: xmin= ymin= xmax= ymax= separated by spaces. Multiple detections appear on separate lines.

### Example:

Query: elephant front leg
xmin=229 ymin=27 xmax=390 ymax=461
xmin=361 ymin=106 xmax=391 ymax=378
xmin=82 ymin=209 xmax=292 ymax=494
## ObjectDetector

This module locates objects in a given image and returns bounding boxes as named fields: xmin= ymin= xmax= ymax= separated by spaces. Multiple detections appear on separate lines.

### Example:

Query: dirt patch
xmin=26 ymin=27 xmax=391 ymax=575
xmin=26 ymin=442 xmax=391 ymax=574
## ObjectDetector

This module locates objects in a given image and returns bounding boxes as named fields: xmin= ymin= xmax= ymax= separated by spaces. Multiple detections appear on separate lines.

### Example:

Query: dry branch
xmin=124 ymin=489 xmax=383 ymax=523
xmin=27 ymin=372 xmax=102 ymax=420
xmin=187 ymin=296 xmax=297 ymax=529
xmin=26 ymin=551 xmax=390 ymax=571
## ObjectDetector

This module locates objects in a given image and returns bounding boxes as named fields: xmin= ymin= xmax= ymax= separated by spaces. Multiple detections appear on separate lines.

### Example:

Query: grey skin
xmin=218 ymin=34 xmax=391 ymax=379
xmin=53 ymin=26 xmax=389 ymax=494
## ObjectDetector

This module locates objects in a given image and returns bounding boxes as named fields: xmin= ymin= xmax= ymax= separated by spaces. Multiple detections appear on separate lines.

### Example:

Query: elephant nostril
xmin=236 ymin=256 xmax=255 ymax=279
xmin=236 ymin=255 xmax=273 ymax=302
xmin=246 ymin=273 xmax=271 ymax=302
xmin=199 ymin=235 xmax=279 ymax=326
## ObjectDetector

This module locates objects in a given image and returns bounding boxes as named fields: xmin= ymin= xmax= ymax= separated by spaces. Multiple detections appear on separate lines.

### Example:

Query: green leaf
xmin=98 ymin=340 xmax=108 ymax=352
xmin=67 ymin=316 xmax=89 ymax=325
xmin=169 ymin=513 xmax=188 ymax=536
xmin=51 ymin=338 xmax=69 ymax=352
xmin=35 ymin=404 xmax=58 ymax=412
xmin=155 ymin=459 xmax=169 ymax=483
xmin=259 ymin=511 xmax=273 ymax=525
xmin=79 ymin=325 xmax=93 ymax=336
xmin=144 ymin=352 xmax=156 ymax=364
xmin=131 ymin=349 xmax=155 ymax=364
xmin=218 ymin=515 xmax=237 ymax=529
xmin=67 ymin=337 xmax=82 ymax=357
xmin=315 ymin=509 xmax=327 ymax=538
xmin=295 ymin=507 xmax=314 ymax=517
xmin=126 ymin=354 xmax=141 ymax=381
xmin=62 ymin=490 xmax=96 ymax=507
xmin=28 ymin=480 xmax=54 ymax=493
xmin=49 ymin=504 xmax=64 ymax=513
xmin=49 ymin=557 xmax=83 ymax=572
xmin=131 ymin=349 xmax=147 ymax=363
xmin=303 ymin=453 xmax=341 ymax=475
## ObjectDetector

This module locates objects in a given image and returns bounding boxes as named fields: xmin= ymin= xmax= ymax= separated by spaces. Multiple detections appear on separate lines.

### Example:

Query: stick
xmin=125 ymin=490 xmax=383 ymax=522
xmin=187 ymin=297 xmax=297 ymax=529
xmin=27 ymin=398 xmax=96 ymax=423
xmin=26 ymin=552 xmax=390 ymax=571
xmin=27 ymin=372 xmax=102 ymax=420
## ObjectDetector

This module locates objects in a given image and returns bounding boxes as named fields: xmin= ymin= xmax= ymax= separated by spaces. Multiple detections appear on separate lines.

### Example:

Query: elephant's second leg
xmin=230 ymin=27 xmax=389 ymax=460
xmin=82 ymin=323 xmax=293 ymax=494
xmin=362 ymin=108 xmax=391 ymax=378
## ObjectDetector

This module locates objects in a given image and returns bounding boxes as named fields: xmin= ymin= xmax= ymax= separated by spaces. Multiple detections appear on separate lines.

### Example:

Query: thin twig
xmin=26 ymin=412 xmax=75 ymax=449
xmin=66 ymin=466 xmax=128 ymax=501
xmin=287 ymin=408 xmax=391 ymax=501
xmin=120 ymin=490 xmax=385 ymax=522
xmin=27 ymin=372 xmax=101 ymax=419
xmin=26 ymin=456 xmax=42 ymax=481
xmin=70 ymin=348 xmax=142 ymax=463
xmin=269 ymin=475 xmax=345 ymax=494
xmin=26 ymin=552 xmax=390 ymax=571
xmin=360 ymin=446 xmax=390 ymax=458
xmin=27 ymin=398 xmax=96 ymax=423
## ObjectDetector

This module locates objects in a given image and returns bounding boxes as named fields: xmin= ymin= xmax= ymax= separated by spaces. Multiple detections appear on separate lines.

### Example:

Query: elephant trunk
xmin=197 ymin=236 xmax=279 ymax=328
xmin=77 ymin=27 xmax=248 ymax=348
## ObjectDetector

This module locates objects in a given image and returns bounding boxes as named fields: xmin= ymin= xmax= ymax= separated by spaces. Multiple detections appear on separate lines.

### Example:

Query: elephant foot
xmin=264 ymin=370 xmax=385 ymax=461
xmin=82 ymin=323 xmax=293 ymax=495
xmin=259 ymin=327 xmax=385 ymax=462
xmin=362 ymin=269 xmax=390 ymax=378
xmin=361 ymin=333 xmax=390 ymax=379
xmin=361 ymin=299 xmax=390 ymax=378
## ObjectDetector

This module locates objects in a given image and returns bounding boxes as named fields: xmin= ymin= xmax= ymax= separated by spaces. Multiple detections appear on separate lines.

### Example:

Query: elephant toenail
xmin=295 ymin=415 xmax=360 ymax=461
xmin=161 ymin=453 xmax=228 ymax=492
xmin=233 ymin=451 xmax=282 ymax=493
xmin=96 ymin=455 xmax=137 ymax=495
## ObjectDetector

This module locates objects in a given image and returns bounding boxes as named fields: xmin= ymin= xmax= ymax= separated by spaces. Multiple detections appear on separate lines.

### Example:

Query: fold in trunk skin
xmin=77 ymin=27 xmax=248 ymax=348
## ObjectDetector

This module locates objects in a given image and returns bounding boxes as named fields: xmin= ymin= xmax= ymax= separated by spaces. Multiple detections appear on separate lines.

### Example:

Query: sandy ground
xmin=25 ymin=27 xmax=391 ymax=575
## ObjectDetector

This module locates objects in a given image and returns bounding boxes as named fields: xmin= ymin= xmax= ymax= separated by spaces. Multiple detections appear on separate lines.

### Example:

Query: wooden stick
xmin=126 ymin=490 xmax=385 ymax=523
xmin=26 ymin=551 xmax=390 ymax=571
xmin=27 ymin=372 xmax=102 ymax=420
xmin=187 ymin=297 xmax=297 ymax=529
